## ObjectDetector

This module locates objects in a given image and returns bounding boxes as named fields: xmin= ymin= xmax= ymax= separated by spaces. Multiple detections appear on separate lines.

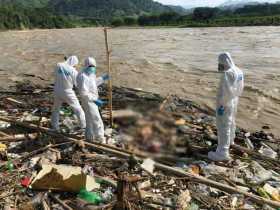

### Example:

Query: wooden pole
xmin=104 ymin=28 xmax=113 ymax=127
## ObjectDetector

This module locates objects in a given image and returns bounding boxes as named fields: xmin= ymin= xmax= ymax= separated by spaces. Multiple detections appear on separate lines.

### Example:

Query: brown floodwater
xmin=0 ymin=27 xmax=279 ymax=136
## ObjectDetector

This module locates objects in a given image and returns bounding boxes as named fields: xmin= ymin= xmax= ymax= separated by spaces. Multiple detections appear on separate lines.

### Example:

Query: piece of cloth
xmin=51 ymin=57 xmax=86 ymax=130
xmin=77 ymin=59 xmax=106 ymax=142
xmin=208 ymin=52 xmax=244 ymax=161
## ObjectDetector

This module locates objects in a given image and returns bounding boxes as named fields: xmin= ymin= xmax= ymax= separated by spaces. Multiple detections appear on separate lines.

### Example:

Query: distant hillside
xmin=219 ymin=0 xmax=261 ymax=10
xmin=167 ymin=5 xmax=188 ymax=14
xmin=0 ymin=0 xmax=186 ymax=19
xmin=47 ymin=0 xmax=185 ymax=19
xmin=0 ymin=0 xmax=49 ymax=7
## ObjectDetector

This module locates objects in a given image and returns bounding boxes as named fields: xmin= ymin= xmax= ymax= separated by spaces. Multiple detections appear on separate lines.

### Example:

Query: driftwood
xmin=1 ymin=117 xmax=280 ymax=208
xmin=75 ymin=198 xmax=115 ymax=210
xmin=0 ymin=133 xmax=37 ymax=142
xmin=0 ymin=131 xmax=11 ymax=137
xmin=49 ymin=194 xmax=74 ymax=210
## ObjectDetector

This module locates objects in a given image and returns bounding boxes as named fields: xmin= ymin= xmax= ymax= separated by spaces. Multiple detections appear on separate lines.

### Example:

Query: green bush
xmin=123 ymin=16 xmax=137 ymax=25
xmin=111 ymin=17 xmax=125 ymax=26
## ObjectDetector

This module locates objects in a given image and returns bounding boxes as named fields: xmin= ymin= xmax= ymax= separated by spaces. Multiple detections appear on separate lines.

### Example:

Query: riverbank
xmin=0 ymin=27 xmax=279 ymax=137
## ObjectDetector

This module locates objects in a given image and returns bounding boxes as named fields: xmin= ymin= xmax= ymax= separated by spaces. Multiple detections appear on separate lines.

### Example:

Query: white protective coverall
xmin=77 ymin=57 xmax=106 ymax=142
xmin=51 ymin=56 xmax=86 ymax=131
xmin=208 ymin=53 xmax=244 ymax=161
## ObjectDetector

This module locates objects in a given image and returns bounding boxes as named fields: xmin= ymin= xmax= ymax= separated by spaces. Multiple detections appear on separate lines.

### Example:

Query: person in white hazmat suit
xmin=77 ymin=57 xmax=109 ymax=143
xmin=51 ymin=56 xmax=86 ymax=131
xmin=208 ymin=52 xmax=244 ymax=161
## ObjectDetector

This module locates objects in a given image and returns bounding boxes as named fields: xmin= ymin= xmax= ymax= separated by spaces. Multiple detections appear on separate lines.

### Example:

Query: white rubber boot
xmin=208 ymin=150 xmax=231 ymax=162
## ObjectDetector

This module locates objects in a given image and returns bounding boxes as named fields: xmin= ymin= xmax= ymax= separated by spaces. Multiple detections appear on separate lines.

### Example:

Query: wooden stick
xmin=104 ymin=28 xmax=113 ymax=127
xmin=0 ymin=131 xmax=11 ymax=137
xmin=1 ymin=117 xmax=280 ymax=208
xmin=49 ymin=194 xmax=74 ymax=210
xmin=0 ymin=133 xmax=37 ymax=142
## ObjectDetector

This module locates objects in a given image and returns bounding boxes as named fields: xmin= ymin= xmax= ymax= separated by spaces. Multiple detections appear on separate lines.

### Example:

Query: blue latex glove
xmin=94 ymin=99 xmax=106 ymax=107
xmin=217 ymin=106 xmax=225 ymax=116
xmin=102 ymin=74 xmax=110 ymax=81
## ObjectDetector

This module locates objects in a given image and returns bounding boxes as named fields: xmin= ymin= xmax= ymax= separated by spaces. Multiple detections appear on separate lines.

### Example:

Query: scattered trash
xmin=187 ymin=203 xmax=199 ymax=210
xmin=259 ymin=143 xmax=278 ymax=159
xmin=175 ymin=118 xmax=186 ymax=126
xmin=31 ymin=164 xmax=100 ymax=192
xmin=176 ymin=189 xmax=191 ymax=209
xmin=60 ymin=107 xmax=73 ymax=116
xmin=21 ymin=177 xmax=31 ymax=188
xmin=263 ymin=183 xmax=280 ymax=201
xmin=0 ymin=83 xmax=279 ymax=209
xmin=6 ymin=160 xmax=14 ymax=172
xmin=245 ymin=137 xmax=255 ymax=150
xmin=247 ymin=161 xmax=272 ymax=185
xmin=0 ymin=143 xmax=7 ymax=152
xmin=78 ymin=188 xmax=102 ymax=204
xmin=0 ymin=120 xmax=10 ymax=129
xmin=141 ymin=158 xmax=155 ymax=175
xmin=4 ymin=97 xmax=23 ymax=105
xmin=101 ymin=187 xmax=114 ymax=202
xmin=62 ymin=117 xmax=75 ymax=131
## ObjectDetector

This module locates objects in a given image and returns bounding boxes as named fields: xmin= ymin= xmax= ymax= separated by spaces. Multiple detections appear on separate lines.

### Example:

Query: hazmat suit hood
xmin=66 ymin=56 xmax=79 ymax=67
xmin=85 ymin=57 xmax=97 ymax=68
xmin=218 ymin=52 xmax=235 ymax=71
xmin=217 ymin=52 xmax=244 ymax=102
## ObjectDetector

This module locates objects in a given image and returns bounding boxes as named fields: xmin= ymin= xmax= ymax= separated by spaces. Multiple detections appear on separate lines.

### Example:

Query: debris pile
xmin=0 ymin=82 xmax=280 ymax=210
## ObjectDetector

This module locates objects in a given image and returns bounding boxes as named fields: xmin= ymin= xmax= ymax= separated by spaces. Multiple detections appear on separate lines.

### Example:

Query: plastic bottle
xmin=101 ymin=188 xmax=113 ymax=202
xmin=61 ymin=107 xmax=73 ymax=117
xmin=6 ymin=160 xmax=14 ymax=172
xmin=78 ymin=188 xmax=102 ymax=204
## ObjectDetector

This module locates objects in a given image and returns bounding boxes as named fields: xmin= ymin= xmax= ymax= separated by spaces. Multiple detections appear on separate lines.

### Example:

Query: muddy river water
xmin=0 ymin=27 xmax=279 ymax=136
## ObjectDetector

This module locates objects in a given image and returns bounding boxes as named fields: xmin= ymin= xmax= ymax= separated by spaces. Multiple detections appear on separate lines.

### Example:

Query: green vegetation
xmin=47 ymin=0 xmax=180 ymax=20
xmin=0 ymin=4 xmax=73 ymax=30
xmin=0 ymin=0 xmax=50 ymax=8
xmin=1 ymin=0 xmax=280 ymax=30
xmin=0 ymin=0 xmax=184 ymax=30
xmin=118 ymin=3 xmax=280 ymax=27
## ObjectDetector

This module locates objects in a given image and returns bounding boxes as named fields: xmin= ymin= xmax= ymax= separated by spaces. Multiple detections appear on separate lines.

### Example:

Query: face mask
xmin=85 ymin=67 xmax=96 ymax=74
xmin=218 ymin=64 xmax=225 ymax=72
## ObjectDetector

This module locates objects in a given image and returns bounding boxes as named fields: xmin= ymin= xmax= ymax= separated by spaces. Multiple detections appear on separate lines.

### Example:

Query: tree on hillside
xmin=193 ymin=7 xmax=219 ymax=21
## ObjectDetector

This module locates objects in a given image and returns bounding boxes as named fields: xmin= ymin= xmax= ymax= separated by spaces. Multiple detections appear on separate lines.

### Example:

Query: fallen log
xmin=1 ymin=116 xmax=280 ymax=208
